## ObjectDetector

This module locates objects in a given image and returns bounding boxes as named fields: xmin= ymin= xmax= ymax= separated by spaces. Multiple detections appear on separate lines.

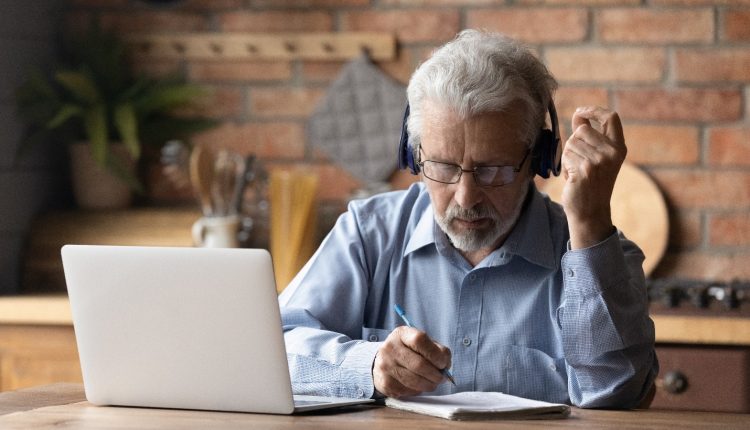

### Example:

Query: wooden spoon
xmin=189 ymin=144 xmax=215 ymax=217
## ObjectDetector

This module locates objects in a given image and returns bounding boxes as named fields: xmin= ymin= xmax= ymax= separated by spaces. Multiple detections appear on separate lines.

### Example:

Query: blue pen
xmin=394 ymin=304 xmax=456 ymax=386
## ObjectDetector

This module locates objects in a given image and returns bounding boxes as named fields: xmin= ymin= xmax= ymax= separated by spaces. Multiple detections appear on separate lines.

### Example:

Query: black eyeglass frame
xmin=416 ymin=146 xmax=532 ymax=187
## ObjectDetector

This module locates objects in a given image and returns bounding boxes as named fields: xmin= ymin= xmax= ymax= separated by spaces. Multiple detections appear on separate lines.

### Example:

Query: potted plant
xmin=15 ymin=23 xmax=215 ymax=209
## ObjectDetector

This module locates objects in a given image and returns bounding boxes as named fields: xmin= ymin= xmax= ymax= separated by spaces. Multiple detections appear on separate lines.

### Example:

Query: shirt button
xmin=462 ymin=337 xmax=472 ymax=346
xmin=368 ymin=334 xmax=378 ymax=342
xmin=550 ymin=364 xmax=557 ymax=371
xmin=567 ymin=268 xmax=575 ymax=277
xmin=469 ymin=274 xmax=477 ymax=281
xmin=357 ymin=388 xmax=365 ymax=398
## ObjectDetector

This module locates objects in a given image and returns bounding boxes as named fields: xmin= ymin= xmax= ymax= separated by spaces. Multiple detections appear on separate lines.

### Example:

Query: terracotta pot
xmin=68 ymin=142 xmax=135 ymax=210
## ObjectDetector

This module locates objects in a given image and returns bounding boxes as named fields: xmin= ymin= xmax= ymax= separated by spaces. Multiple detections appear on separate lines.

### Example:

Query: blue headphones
xmin=397 ymin=102 xmax=562 ymax=179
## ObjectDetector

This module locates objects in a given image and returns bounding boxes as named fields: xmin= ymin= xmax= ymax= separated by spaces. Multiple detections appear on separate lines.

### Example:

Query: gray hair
xmin=406 ymin=29 xmax=558 ymax=152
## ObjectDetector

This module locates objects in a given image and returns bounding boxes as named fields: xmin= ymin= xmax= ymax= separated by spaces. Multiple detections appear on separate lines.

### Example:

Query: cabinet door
xmin=652 ymin=345 xmax=750 ymax=413
xmin=0 ymin=325 xmax=82 ymax=391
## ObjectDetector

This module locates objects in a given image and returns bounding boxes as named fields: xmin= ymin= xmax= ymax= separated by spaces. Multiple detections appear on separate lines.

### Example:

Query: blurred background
xmin=0 ymin=0 xmax=749 ymax=411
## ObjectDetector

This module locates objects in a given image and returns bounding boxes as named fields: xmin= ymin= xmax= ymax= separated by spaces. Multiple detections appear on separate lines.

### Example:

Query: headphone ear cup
xmin=533 ymin=129 xmax=556 ymax=179
xmin=397 ymin=104 xmax=420 ymax=175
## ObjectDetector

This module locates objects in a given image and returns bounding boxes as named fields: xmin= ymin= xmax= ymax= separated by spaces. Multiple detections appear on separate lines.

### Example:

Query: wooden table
xmin=0 ymin=384 xmax=748 ymax=429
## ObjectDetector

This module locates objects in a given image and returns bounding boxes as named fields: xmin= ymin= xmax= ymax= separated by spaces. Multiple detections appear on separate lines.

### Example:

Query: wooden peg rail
xmin=125 ymin=32 xmax=396 ymax=61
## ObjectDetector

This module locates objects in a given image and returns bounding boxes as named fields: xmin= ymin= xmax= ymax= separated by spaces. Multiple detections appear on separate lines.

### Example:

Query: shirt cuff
xmin=341 ymin=340 xmax=382 ymax=399
xmin=561 ymin=229 xmax=629 ymax=296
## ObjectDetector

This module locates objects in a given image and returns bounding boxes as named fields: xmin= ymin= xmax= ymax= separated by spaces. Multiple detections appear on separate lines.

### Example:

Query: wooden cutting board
xmin=538 ymin=161 xmax=669 ymax=276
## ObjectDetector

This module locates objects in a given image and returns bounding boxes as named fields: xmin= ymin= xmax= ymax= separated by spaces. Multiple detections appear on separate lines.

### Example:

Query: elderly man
xmin=279 ymin=29 xmax=658 ymax=409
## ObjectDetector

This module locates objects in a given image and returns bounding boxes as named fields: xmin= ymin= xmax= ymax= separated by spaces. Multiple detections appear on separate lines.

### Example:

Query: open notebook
xmin=386 ymin=392 xmax=570 ymax=421
xmin=61 ymin=245 xmax=373 ymax=414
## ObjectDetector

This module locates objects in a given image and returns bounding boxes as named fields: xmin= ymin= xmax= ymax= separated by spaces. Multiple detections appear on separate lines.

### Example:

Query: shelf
xmin=652 ymin=314 xmax=750 ymax=346
xmin=125 ymin=32 xmax=396 ymax=61
xmin=23 ymin=208 xmax=200 ymax=293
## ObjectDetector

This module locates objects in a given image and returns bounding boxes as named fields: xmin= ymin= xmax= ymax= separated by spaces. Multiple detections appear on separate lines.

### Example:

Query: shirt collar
xmin=404 ymin=184 xmax=558 ymax=270
xmin=404 ymin=203 xmax=436 ymax=256
xmin=487 ymin=185 xmax=557 ymax=270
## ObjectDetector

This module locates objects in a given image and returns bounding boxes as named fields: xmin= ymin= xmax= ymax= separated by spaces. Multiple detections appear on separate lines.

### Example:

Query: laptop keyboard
xmin=294 ymin=399 xmax=333 ymax=406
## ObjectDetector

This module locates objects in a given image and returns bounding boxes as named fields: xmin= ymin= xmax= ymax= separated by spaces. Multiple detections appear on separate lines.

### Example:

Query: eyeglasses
xmin=418 ymin=147 xmax=530 ymax=187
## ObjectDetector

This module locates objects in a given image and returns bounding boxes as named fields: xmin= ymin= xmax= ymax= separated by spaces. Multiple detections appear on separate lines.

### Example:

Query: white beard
xmin=435 ymin=186 xmax=529 ymax=252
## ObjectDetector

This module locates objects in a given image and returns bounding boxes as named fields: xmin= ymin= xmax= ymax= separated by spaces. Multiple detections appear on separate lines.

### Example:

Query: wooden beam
xmin=125 ymin=32 xmax=396 ymax=61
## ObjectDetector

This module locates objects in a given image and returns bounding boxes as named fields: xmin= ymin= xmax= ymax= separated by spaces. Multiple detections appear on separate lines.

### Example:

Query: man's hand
xmin=373 ymin=326 xmax=451 ymax=398
xmin=561 ymin=106 xmax=627 ymax=249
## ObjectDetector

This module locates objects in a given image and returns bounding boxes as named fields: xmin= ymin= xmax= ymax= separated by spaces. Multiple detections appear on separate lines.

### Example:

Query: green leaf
xmin=114 ymin=103 xmax=140 ymax=160
xmin=46 ymin=104 xmax=83 ymax=129
xmin=120 ymin=78 xmax=151 ymax=102
xmin=135 ymin=83 xmax=208 ymax=115
xmin=84 ymin=104 xmax=108 ymax=166
xmin=55 ymin=70 xmax=100 ymax=105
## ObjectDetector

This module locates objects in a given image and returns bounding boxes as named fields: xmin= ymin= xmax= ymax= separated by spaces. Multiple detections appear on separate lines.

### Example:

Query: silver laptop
xmin=61 ymin=245 xmax=374 ymax=414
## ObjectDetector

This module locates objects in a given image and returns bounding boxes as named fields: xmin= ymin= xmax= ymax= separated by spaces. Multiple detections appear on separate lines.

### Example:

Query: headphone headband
xmin=397 ymin=101 xmax=561 ymax=178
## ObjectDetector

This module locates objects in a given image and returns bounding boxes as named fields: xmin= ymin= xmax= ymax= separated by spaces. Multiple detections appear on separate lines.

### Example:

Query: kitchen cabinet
xmin=0 ymin=296 xmax=80 ymax=391
xmin=2 ymin=294 xmax=749 ymax=409
xmin=22 ymin=208 xmax=198 ymax=293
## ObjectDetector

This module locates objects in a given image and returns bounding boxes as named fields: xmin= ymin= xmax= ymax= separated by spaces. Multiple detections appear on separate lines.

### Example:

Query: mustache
xmin=444 ymin=204 xmax=500 ymax=222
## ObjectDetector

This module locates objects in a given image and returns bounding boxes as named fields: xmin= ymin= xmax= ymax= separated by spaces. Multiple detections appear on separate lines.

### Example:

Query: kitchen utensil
xmin=189 ymin=143 xmax=215 ymax=216
xmin=160 ymin=140 xmax=191 ymax=191
xmin=192 ymin=214 xmax=240 ymax=248
xmin=233 ymin=154 xmax=256 ymax=214
xmin=269 ymin=170 xmax=319 ymax=291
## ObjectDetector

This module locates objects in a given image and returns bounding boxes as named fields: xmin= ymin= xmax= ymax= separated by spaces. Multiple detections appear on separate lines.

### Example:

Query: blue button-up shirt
xmin=279 ymin=182 xmax=657 ymax=408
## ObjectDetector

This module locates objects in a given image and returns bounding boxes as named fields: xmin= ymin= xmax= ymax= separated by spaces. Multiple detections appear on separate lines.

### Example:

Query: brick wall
xmin=65 ymin=0 xmax=750 ymax=281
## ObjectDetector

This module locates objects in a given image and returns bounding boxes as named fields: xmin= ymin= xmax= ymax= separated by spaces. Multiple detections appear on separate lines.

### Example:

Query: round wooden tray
xmin=538 ymin=161 xmax=669 ymax=276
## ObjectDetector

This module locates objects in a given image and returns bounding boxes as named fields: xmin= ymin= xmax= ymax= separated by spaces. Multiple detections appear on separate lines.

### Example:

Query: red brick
xmin=193 ymin=122 xmax=306 ymax=160
xmin=177 ymin=0 xmax=245 ymax=8
xmin=650 ymin=169 xmax=750 ymax=210
xmin=709 ymin=127 xmax=750 ymax=167
xmin=220 ymin=11 xmax=333 ymax=32
xmin=313 ymin=163 xmax=363 ymax=201
xmin=547 ymin=48 xmax=665 ymax=83
xmin=554 ymin=87 xmax=609 ymax=121
xmin=301 ymin=61 xmax=345 ymax=83
xmin=669 ymin=210 xmax=702 ymax=249
xmin=654 ymin=251 xmax=750 ymax=281
xmin=129 ymin=60 xmax=182 ymax=79
xmin=597 ymin=8 xmax=713 ymax=44
xmin=517 ymin=0 xmax=638 ymax=4
xmin=724 ymin=10 xmax=750 ymax=42
xmin=341 ymin=10 xmax=460 ymax=43
xmin=390 ymin=169 xmax=421 ymax=190
xmin=381 ymin=0 xmax=502 ymax=5
xmin=250 ymin=88 xmax=325 ymax=117
xmin=189 ymin=61 xmax=292 ymax=83
xmin=250 ymin=0 xmax=369 ymax=6
xmin=302 ymin=53 xmax=411 ymax=86
xmin=173 ymin=86 xmax=245 ymax=120
xmin=377 ymin=48 xmax=418 ymax=86
xmin=624 ymin=125 xmax=700 ymax=165
xmin=100 ymin=12 xmax=209 ymax=33
xmin=466 ymin=8 xmax=588 ymax=43
xmin=675 ymin=49 xmax=750 ymax=82
xmin=615 ymin=89 xmax=742 ymax=122
xmin=654 ymin=0 xmax=750 ymax=4
xmin=709 ymin=213 xmax=750 ymax=247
